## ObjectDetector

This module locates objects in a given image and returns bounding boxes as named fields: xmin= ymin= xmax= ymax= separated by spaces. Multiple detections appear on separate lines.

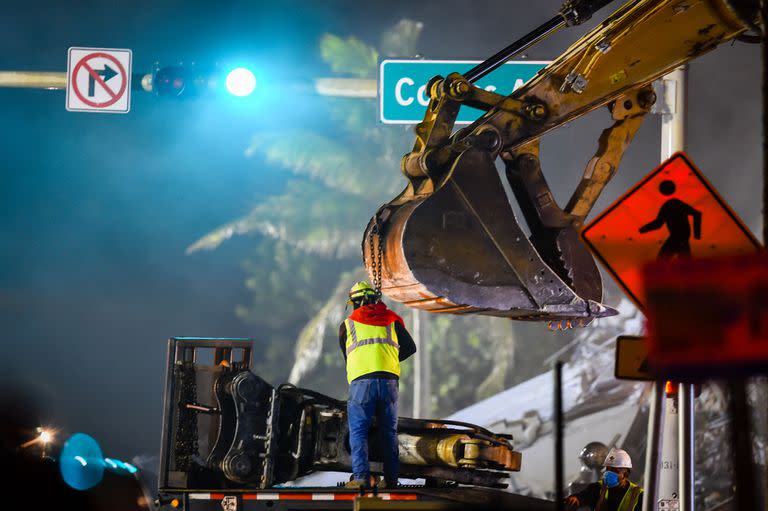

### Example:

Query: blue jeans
xmin=347 ymin=378 xmax=399 ymax=484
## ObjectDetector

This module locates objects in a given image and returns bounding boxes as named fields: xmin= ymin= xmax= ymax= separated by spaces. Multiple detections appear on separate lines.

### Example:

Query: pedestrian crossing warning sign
xmin=581 ymin=152 xmax=760 ymax=310
xmin=615 ymin=336 xmax=652 ymax=381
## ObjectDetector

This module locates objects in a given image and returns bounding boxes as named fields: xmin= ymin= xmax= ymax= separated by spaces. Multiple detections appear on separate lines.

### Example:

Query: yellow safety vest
xmin=344 ymin=318 xmax=400 ymax=383
xmin=595 ymin=480 xmax=643 ymax=511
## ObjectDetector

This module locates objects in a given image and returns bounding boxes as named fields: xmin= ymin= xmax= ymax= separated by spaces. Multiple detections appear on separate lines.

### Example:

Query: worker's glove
xmin=564 ymin=496 xmax=580 ymax=509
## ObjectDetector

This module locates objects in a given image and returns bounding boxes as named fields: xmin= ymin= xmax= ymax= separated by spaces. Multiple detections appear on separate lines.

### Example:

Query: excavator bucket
xmin=363 ymin=147 xmax=616 ymax=323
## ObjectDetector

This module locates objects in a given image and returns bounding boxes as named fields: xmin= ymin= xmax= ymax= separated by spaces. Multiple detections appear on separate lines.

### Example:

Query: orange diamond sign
xmin=581 ymin=152 xmax=761 ymax=310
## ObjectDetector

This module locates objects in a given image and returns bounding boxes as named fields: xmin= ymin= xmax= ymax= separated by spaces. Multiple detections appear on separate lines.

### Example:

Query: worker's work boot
xmin=380 ymin=480 xmax=397 ymax=490
xmin=344 ymin=475 xmax=377 ymax=489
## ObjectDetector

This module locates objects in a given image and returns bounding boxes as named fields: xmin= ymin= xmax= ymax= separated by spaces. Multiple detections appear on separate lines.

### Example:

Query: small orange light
xmin=171 ymin=498 xmax=180 ymax=508
xmin=665 ymin=381 xmax=677 ymax=397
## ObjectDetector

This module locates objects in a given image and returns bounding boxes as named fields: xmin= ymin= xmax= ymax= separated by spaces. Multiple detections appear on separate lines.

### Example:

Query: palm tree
xmin=187 ymin=20 xmax=534 ymax=416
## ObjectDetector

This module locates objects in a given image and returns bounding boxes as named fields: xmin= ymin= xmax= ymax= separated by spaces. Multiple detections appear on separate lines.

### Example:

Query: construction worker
xmin=339 ymin=281 xmax=416 ymax=489
xmin=564 ymin=448 xmax=644 ymax=511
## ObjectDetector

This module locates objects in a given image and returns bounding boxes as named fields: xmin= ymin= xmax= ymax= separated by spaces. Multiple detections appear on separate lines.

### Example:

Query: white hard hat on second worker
xmin=603 ymin=448 xmax=632 ymax=469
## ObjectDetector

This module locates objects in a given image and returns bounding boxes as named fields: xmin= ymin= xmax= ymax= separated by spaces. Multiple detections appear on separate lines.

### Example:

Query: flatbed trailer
xmin=159 ymin=486 xmax=554 ymax=511
xmin=156 ymin=338 xmax=552 ymax=511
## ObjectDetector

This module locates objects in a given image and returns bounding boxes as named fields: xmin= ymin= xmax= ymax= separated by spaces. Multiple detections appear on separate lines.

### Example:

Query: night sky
xmin=1 ymin=0 xmax=761 ymax=475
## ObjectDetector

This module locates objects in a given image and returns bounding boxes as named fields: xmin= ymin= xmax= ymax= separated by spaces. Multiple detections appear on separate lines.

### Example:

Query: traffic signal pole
xmin=0 ymin=70 xmax=150 ymax=92
xmin=0 ymin=71 xmax=66 ymax=89
xmin=0 ymin=70 xmax=378 ymax=98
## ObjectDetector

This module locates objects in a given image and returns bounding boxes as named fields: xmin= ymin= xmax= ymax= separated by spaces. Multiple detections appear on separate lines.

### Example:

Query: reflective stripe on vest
xmin=596 ymin=481 xmax=643 ymax=511
xmin=346 ymin=321 xmax=400 ymax=354
xmin=345 ymin=319 xmax=400 ymax=383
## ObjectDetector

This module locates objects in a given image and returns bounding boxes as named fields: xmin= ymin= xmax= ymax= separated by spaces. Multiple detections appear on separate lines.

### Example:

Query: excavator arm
xmin=363 ymin=0 xmax=758 ymax=325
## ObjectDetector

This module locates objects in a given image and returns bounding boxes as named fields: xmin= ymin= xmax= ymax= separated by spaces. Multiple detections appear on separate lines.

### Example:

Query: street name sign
xmin=66 ymin=47 xmax=132 ymax=113
xmin=581 ymin=152 xmax=760 ymax=310
xmin=378 ymin=59 xmax=548 ymax=124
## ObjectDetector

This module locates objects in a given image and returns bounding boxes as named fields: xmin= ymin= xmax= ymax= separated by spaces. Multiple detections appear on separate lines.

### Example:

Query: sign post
xmin=657 ymin=66 xmax=690 ymax=511
xmin=66 ymin=47 xmax=132 ymax=113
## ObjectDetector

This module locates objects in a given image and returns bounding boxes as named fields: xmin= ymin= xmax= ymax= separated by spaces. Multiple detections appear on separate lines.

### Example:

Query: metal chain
xmin=175 ymin=362 xmax=200 ymax=470
xmin=368 ymin=216 xmax=384 ymax=295
xmin=260 ymin=388 xmax=277 ymax=488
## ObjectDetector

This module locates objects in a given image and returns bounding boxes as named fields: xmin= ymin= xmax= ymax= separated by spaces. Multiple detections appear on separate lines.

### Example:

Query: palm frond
xmin=187 ymin=181 xmax=371 ymax=257
xmin=185 ymin=216 xmax=253 ymax=254
xmin=380 ymin=19 xmax=424 ymax=58
xmin=320 ymin=34 xmax=378 ymax=78
xmin=235 ymin=241 xmax=333 ymax=330
xmin=288 ymin=270 xmax=359 ymax=384
xmin=475 ymin=320 xmax=515 ymax=400
xmin=245 ymin=131 xmax=400 ymax=198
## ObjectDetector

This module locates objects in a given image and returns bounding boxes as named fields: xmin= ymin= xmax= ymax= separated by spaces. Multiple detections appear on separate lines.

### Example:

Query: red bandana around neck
xmin=348 ymin=303 xmax=404 ymax=327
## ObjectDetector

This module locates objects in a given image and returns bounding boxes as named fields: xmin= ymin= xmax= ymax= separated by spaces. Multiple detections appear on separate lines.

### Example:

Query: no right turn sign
xmin=66 ymin=47 xmax=132 ymax=113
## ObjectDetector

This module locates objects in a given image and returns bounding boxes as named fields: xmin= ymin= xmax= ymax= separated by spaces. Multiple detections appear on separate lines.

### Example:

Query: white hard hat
xmin=603 ymin=448 xmax=632 ymax=469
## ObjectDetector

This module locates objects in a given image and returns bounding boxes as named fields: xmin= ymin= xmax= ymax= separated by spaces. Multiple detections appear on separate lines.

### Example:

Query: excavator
xmin=155 ymin=3 xmax=761 ymax=508
xmin=362 ymin=0 xmax=761 ymax=326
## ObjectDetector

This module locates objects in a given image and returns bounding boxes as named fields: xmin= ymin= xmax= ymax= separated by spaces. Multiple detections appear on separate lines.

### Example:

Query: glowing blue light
xmin=225 ymin=67 xmax=257 ymax=96
xmin=60 ymin=433 xmax=104 ymax=491
xmin=102 ymin=457 xmax=138 ymax=474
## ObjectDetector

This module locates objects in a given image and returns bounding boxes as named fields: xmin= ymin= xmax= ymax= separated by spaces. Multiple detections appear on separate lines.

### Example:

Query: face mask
xmin=603 ymin=470 xmax=620 ymax=488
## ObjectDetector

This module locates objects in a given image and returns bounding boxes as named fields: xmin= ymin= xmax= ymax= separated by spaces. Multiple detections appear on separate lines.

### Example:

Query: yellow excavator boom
xmin=363 ymin=0 xmax=758 ymax=324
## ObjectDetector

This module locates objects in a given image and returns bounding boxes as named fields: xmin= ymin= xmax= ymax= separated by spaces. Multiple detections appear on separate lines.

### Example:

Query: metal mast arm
xmin=464 ymin=0 xmax=617 ymax=83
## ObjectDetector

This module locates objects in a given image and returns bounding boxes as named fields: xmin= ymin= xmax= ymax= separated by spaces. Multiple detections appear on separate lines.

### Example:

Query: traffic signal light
xmin=225 ymin=67 xmax=257 ymax=96
xmin=150 ymin=64 xmax=257 ymax=98
xmin=153 ymin=65 xmax=187 ymax=97
xmin=152 ymin=65 xmax=213 ymax=98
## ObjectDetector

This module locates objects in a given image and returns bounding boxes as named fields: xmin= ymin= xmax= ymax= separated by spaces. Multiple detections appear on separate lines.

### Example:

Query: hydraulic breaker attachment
xmin=208 ymin=372 xmax=521 ymax=488
xmin=158 ymin=339 xmax=521 ymax=491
